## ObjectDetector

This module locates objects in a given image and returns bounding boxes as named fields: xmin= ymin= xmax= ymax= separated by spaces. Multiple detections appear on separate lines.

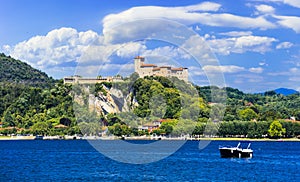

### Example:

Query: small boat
xmin=219 ymin=142 xmax=253 ymax=158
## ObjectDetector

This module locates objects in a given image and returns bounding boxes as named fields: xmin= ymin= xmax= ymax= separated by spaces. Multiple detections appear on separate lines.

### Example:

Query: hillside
xmin=0 ymin=53 xmax=54 ymax=84
xmin=0 ymin=53 xmax=299 ymax=138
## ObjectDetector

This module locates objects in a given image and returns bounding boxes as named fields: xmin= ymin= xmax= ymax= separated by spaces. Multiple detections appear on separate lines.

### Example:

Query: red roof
xmin=141 ymin=64 xmax=157 ymax=67
xmin=54 ymin=124 xmax=68 ymax=128
xmin=135 ymin=56 xmax=144 ymax=59
xmin=171 ymin=67 xmax=184 ymax=71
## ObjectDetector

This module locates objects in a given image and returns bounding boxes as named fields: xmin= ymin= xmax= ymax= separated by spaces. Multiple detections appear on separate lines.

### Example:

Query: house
xmin=138 ymin=123 xmax=160 ymax=132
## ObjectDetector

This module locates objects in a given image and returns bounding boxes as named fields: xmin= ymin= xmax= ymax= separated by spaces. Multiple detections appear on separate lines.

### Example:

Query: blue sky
xmin=1 ymin=0 xmax=300 ymax=93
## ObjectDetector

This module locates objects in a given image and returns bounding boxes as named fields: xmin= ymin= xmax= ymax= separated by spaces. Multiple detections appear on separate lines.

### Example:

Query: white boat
xmin=219 ymin=142 xmax=253 ymax=158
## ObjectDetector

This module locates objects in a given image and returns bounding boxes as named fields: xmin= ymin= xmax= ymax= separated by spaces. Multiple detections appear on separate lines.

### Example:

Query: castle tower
xmin=134 ymin=56 xmax=145 ymax=74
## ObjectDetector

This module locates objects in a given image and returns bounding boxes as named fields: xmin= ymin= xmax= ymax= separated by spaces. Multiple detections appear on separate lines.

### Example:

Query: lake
xmin=0 ymin=140 xmax=299 ymax=181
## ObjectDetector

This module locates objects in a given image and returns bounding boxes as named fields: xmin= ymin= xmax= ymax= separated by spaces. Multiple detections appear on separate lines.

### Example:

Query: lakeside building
xmin=63 ymin=75 xmax=123 ymax=84
xmin=134 ymin=56 xmax=188 ymax=82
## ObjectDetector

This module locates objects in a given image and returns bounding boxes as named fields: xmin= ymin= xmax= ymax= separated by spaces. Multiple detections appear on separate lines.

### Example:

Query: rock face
xmin=74 ymin=85 xmax=136 ymax=116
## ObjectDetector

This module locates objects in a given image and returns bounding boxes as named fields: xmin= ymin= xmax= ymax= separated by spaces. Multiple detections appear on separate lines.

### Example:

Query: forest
xmin=1 ymin=53 xmax=300 ymax=138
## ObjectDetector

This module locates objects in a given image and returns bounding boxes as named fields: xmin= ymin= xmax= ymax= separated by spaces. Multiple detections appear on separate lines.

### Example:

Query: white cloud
xmin=276 ymin=42 xmax=293 ymax=49
xmin=289 ymin=67 xmax=299 ymax=73
xmin=202 ymin=65 xmax=245 ymax=73
xmin=219 ymin=31 xmax=253 ymax=37
xmin=142 ymin=46 xmax=190 ymax=60
xmin=102 ymin=3 xmax=276 ymax=43
xmin=235 ymin=74 xmax=264 ymax=83
xmin=4 ymin=27 xmax=151 ymax=79
xmin=259 ymin=61 xmax=268 ymax=66
xmin=289 ymin=77 xmax=300 ymax=81
xmin=273 ymin=15 xmax=300 ymax=33
xmin=116 ymin=42 xmax=147 ymax=58
xmin=5 ymin=28 xmax=103 ymax=69
xmin=284 ymin=0 xmax=300 ymax=8
xmin=268 ymin=67 xmax=300 ymax=77
xmin=253 ymin=0 xmax=300 ymax=8
xmin=181 ymin=35 xmax=214 ymax=61
xmin=46 ymin=66 xmax=76 ymax=79
xmin=75 ymin=63 xmax=135 ymax=78
xmin=5 ymin=27 xmax=148 ymax=69
xmin=180 ymin=1 xmax=222 ymax=12
xmin=268 ymin=71 xmax=290 ymax=76
xmin=207 ymin=35 xmax=277 ymax=55
xmin=249 ymin=67 xmax=264 ymax=73
xmin=255 ymin=4 xmax=275 ymax=14
xmin=195 ymin=25 xmax=201 ymax=31
xmin=189 ymin=66 xmax=206 ymax=76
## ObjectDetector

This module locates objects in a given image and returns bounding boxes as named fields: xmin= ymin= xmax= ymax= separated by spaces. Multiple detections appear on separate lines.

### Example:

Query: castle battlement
xmin=134 ymin=56 xmax=188 ymax=82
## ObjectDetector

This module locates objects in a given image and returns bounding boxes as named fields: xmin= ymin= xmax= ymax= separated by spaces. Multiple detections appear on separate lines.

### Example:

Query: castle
xmin=134 ymin=56 xmax=188 ymax=82
xmin=63 ymin=56 xmax=188 ymax=84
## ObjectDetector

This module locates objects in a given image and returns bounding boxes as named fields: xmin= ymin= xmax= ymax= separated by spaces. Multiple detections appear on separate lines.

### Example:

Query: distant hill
xmin=0 ymin=53 xmax=54 ymax=85
xmin=274 ymin=88 xmax=299 ymax=96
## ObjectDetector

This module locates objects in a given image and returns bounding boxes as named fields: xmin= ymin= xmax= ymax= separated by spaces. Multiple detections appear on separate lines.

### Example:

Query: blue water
xmin=1 ymin=140 xmax=300 ymax=181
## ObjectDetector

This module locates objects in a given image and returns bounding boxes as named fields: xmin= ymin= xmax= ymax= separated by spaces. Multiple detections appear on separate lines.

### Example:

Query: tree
xmin=268 ymin=120 xmax=286 ymax=138
xmin=108 ymin=123 xmax=131 ymax=137
xmin=238 ymin=108 xmax=258 ymax=121
xmin=31 ymin=122 xmax=50 ymax=135
xmin=160 ymin=120 xmax=176 ymax=135
xmin=264 ymin=90 xmax=277 ymax=96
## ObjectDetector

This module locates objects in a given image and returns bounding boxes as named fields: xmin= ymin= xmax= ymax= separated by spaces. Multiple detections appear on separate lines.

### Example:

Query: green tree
xmin=108 ymin=123 xmax=131 ymax=137
xmin=268 ymin=120 xmax=286 ymax=138
xmin=31 ymin=122 xmax=50 ymax=135
xmin=238 ymin=108 xmax=258 ymax=121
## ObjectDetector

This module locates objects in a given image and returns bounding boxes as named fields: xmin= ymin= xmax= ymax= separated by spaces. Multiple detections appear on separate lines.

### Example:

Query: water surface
xmin=0 ymin=140 xmax=299 ymax=181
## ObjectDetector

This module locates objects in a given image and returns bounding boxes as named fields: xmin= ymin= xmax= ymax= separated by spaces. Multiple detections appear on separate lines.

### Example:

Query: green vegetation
xmin=1 ymin=53 xmax=300 ymax=139
xmin=0 ymin=53 xmax=54 ymax=86
xmin=268 ymin=120 xmax=286 ymax=139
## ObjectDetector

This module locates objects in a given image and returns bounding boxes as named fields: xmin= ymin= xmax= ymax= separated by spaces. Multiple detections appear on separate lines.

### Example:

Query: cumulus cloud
xmin=276 ymin=41 xmax=293 ymax=49
xmin=4 ymin=27 xmax=148 ymax=72
xmin=181 ymin=35 xmax=215 ymax=61
xmin=5 ymin=27 xmax=103 ymax=69
xmin=202 ymin=65 xmax=245 ymax=73
xmin=249 ymin=67 xmax=264 ymax=73
xmin=207 ymin=35 xmax=277 ymax=55
xmin=255 ymin=4 xmax=275 ymax=14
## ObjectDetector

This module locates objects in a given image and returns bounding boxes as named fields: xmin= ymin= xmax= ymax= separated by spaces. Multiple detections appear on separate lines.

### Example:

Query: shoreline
xmin=0 ymin=135 xmax=299 ymax=141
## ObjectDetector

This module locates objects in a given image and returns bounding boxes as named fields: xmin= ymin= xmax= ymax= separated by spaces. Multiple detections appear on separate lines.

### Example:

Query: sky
xmin=1 ymin=0 xmax=300 ymax=93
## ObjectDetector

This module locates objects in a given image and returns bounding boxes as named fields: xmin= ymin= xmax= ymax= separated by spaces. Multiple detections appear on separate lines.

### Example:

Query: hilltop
xmin=0 ymin=53 xmax=54 ymax=85
xmin=274 ymin=88 xmax=299 ymax=96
